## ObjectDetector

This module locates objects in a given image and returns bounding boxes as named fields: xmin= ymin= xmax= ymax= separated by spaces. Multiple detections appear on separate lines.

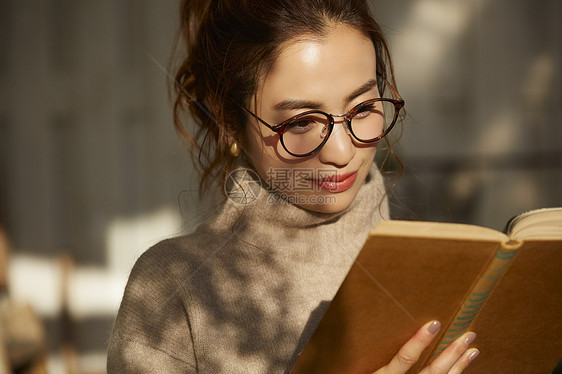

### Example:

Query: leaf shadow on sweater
xmin=109 ymin=198 xmax=341 ymax=373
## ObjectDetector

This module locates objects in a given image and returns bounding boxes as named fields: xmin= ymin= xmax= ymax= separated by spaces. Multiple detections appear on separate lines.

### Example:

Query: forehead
xmin=258 ymin=25 xmax=377 ymax=108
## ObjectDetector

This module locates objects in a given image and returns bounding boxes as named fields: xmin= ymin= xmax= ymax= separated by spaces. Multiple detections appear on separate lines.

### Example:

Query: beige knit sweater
xmin=107 ymin=164 xmax=389 ymax=373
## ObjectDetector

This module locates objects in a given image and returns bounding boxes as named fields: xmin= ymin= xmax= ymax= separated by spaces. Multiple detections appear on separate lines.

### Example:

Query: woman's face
xmin=245 ymin=24 xmax=380 ymax=213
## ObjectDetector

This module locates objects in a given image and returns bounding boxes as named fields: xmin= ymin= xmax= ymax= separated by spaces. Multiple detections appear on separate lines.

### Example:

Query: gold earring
xmin=230 ymin=142 xmax=241 ymax=157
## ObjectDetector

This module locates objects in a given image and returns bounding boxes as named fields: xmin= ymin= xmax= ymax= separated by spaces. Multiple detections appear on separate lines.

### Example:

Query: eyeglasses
xmin=243 ymin=79 xmax=404 ymax=157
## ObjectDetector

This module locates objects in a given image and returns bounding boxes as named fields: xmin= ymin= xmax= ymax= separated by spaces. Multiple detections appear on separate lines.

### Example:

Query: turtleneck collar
xmin=202 ymin=160 xmax=389 ymax=264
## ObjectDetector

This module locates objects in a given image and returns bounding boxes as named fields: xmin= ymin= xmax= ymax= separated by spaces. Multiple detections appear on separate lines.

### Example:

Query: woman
xmin=107 ymin=0 xmax=479 ymax=372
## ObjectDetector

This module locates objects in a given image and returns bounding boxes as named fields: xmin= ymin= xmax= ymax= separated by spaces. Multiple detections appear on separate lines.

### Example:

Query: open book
xmin=292 ymin=207 xmax=562 ymax=373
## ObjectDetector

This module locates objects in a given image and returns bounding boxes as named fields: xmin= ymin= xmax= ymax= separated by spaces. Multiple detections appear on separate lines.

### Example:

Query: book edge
xmin=374 ymin=220 xmax=509 ymax=244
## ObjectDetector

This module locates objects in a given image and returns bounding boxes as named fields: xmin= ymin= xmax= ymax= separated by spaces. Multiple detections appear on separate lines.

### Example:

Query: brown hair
xmin=172 ymin=0 xmax=398 ymax=192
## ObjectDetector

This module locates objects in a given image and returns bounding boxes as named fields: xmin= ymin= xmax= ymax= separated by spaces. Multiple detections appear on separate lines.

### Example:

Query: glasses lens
xmin=282 ymin=113 xmax=330 ymax=156
xmin=350 ymin=100 xmax=396 ymax=141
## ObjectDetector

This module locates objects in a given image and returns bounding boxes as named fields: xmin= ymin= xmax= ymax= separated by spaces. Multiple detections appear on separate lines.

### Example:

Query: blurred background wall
xmin=0 ymin=0 xmax=560 ymax=373
xmin=379 ymin=0 xmax=562 ymax=229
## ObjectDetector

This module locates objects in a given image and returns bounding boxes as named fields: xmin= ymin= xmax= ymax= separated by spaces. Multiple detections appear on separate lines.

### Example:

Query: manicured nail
xmin=427 ymin=321 xmax=441 ymax=335
xmin=464 ymin=332 xmax=477 ymax=345
xmin=468 ymin=349 xmax=480 ymax=362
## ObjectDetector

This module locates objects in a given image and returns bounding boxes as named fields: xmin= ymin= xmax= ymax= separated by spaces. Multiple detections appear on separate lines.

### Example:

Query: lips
xmin=315 ymin=171 xmax=358 ymax=192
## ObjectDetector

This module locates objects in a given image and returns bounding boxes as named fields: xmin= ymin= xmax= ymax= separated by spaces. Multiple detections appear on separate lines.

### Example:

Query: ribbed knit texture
xmin=107 ymin=163 xmax=389 ymax=373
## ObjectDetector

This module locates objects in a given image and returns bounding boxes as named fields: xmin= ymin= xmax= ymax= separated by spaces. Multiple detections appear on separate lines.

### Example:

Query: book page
xmin=506 ymin=207 xmax=562 ymax=240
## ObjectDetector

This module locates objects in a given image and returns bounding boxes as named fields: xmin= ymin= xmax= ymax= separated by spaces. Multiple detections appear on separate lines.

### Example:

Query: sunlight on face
xmin=245 ymin=24 xmax=380 ymax=213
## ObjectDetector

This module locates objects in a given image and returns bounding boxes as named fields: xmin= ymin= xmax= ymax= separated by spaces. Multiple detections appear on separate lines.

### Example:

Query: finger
xmin=449 ymin=348 xmax=480 ymax=374
xmin=421 ymin=332 xmax=477 ymax=374
xmin=381 ymin=321 xmax=441 ymax=374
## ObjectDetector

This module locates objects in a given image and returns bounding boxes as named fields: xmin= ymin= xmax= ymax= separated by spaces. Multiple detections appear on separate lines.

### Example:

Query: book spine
xmin=432 ymin=244 xmax=520 ymax=358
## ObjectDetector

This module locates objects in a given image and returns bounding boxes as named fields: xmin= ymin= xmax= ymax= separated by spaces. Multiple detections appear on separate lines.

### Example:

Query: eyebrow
xmin=272 ymin=78 xmax=379 ymax=112
xmin=273 ymin=99 xmax=323 ymax=111
xmin=344 ymin=79 xmax=379 ymax=105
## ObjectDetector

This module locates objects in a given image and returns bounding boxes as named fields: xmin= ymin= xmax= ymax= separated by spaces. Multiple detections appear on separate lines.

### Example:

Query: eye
xmin=353 ymin=103 xmax=375 ymax=119
xmin=284 ymin=120 xmax=317 ymax=134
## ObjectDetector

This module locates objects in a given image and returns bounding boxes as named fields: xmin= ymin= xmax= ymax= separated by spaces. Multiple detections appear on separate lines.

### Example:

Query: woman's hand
xmin=374 ymin=321 xmax=479 ymax=374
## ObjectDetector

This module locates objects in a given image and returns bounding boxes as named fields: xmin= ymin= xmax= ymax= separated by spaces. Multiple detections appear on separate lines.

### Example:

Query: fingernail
xmin=464 ymin=332 xmax=477 ymax=345
xmin=427 ymin=321 xmax=441 ymax=335
xmin=468 ymin=349 xmax=480 ymax=362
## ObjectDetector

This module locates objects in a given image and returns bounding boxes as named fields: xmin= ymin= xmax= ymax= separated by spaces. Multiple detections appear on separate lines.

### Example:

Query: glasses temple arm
xmin=241 ymin=106 xmax=277 ymax=131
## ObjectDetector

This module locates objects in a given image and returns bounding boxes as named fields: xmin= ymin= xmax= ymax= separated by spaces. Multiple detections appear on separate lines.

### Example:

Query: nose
xmin=318 ymin=118 xmax=355 ymax=166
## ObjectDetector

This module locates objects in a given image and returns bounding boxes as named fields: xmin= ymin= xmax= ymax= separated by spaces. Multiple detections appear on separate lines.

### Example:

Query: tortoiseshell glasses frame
xmin=243 ymin=79 xmax=405 ymax=157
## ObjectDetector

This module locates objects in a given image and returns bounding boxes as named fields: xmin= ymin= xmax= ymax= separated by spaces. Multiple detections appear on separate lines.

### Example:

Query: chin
xmin=296 ymin=192 xmax=357 ymax=214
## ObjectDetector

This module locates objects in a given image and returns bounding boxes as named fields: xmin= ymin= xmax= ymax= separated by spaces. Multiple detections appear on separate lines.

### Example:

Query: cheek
xmin=244 ymin=123 xmax=270 ymax=165
xmin=244 ymin=123 xmax=299 ymax=170
xmin=354 ymin=140 xmax=378 ymax=164
xmin=243 ymin=124 xmax=283 ymax=177
xmin=243 ymin=124 xmax=261 ymax=160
